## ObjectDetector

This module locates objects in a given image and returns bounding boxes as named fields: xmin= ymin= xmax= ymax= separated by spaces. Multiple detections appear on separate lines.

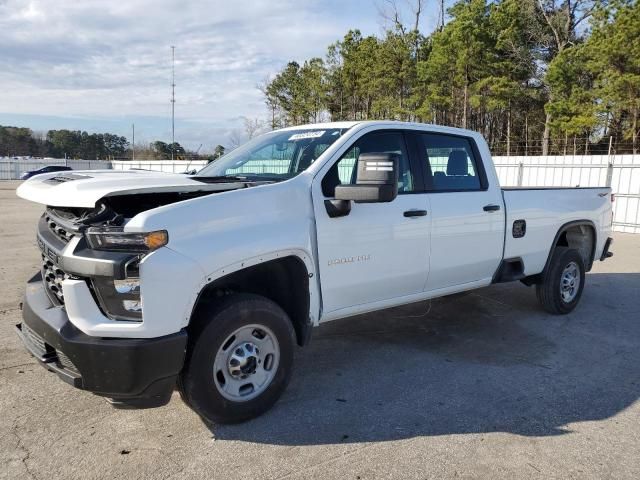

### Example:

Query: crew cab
xmin=15 ymin=121 xmax=614 ymax=423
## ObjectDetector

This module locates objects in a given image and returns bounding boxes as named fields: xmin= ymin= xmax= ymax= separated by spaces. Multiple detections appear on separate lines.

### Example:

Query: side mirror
xmin=334 ymin=153 xmax=399 ymax=203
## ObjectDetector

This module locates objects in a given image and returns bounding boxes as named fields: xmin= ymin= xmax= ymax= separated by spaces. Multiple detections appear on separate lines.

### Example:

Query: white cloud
xmin=0 ymin=0 xmax=381 ymax=149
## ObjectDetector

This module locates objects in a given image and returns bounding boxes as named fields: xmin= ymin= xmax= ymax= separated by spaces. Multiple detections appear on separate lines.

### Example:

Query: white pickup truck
xmin=16 ymin=121 xmax=613 ymax=423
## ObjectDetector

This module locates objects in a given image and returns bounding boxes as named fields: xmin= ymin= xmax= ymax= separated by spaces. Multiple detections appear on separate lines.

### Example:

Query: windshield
xmin=197 ymin=128 xmax=349 ymax=180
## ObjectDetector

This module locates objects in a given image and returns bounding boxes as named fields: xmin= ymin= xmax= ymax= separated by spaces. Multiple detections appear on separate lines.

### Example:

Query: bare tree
xmin=257 ymin=77 xmax=280 ymax=130
xmin=377 ymin=0 xmax=424 ymax=33
xmin=243 ymin=117 xmax=265 ymax=139
xmin=536 ymin=0 xmax=599 ymax=53
xmin=228 ymin=129 xmax=243 ymax=150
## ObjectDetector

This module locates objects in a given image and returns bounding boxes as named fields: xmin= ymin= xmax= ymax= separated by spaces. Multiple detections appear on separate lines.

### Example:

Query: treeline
xmin=0 ymin=126 xmax=129 ymax=159
xmin=0 ymin=125 xmax=222 ymax=160
xmin=263 ymin=0 xmax=640 ymax=154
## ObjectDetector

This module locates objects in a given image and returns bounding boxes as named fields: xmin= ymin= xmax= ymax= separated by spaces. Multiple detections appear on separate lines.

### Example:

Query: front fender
xmin=126 ymin=178 xmax=321 ymax=327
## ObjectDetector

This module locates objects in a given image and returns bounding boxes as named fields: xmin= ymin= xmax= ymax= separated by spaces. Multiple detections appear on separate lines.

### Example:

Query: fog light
xmin=114 ymin=278 xmax=140 ymax=294
xmin=92 ymin=277 xmax=143 ymax=321
xmin=123 ymin=300 xmax=142 ymax=313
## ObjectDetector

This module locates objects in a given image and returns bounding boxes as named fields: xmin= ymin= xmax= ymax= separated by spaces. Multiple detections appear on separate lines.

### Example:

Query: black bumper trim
xmin=600 ymin=237 xmax=614 ymax=261
xmin=18 ymin=272 xmax=187 ymax=405
xmin=16 ymin=322 xmax=82 ymax=387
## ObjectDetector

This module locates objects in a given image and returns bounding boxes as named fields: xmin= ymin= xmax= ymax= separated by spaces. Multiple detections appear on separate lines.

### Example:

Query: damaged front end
xmin=15 ymin=170 xmax=262 ymax=407
xmin=16 ymin=192 xmax=208 ymax=407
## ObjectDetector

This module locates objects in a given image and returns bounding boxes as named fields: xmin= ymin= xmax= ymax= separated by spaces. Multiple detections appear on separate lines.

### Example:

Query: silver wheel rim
xmin=560 ymin=261 xmax=580 ymax=303
xmin=212 ymin=324 xmax=280 ymax=402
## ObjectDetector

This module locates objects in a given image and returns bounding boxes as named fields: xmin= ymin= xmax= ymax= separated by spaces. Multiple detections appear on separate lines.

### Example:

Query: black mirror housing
xmin=334 ymin=153 xmax=399 ymax=203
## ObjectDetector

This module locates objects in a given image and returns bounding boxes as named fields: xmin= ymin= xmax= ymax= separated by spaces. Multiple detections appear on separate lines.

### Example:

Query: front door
xmin=312 ymin=129 xmax=431 ymax=317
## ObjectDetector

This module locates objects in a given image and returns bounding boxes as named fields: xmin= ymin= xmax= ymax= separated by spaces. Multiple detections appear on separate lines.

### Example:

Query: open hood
xmin=16 ymin=169 xmax=245 ymax=208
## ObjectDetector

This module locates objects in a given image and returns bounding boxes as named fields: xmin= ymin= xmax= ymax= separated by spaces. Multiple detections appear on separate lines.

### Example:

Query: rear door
xmin=409 ymin=131 xmax=504 ymax=291
xmin=312 ymin=129 xmax=431 ymax=317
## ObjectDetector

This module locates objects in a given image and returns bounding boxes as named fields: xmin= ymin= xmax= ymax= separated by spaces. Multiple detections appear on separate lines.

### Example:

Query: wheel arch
xmin=188 ymin=251 xmax=316 ymax=347
xmin=544 ymin=220 xmax=597 ymax=274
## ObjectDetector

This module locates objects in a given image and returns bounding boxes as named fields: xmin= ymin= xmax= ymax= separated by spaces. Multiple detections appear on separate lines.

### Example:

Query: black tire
xmin=178 ymin=293 xmax=295 ymax=424
xmin=536 ymin=247 xmax=586 ymax=315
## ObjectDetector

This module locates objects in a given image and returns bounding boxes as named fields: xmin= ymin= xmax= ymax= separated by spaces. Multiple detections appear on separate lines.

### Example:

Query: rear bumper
xmin=600 ymin=237 xmax=614 ymax=261
xmin=17 ymin=272 xmax=187 ymax=408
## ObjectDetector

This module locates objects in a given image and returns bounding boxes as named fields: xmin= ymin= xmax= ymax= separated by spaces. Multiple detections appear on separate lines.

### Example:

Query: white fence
xmin=3 ymin=154 xmax=639 ymax=233
xmin=0 ymin=159 xmax=112 ymax=180
xmin=113 ymin=154 xmax=640 ymax=234
xmin=493 ymin=154 xmax=640 ymax=234
xmin=111 ymin=160 xmax=207 ymax=173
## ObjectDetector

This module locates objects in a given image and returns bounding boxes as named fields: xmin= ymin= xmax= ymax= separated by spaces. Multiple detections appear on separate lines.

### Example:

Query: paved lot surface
xmin=1 ymin=180 xmax=639 ymax=479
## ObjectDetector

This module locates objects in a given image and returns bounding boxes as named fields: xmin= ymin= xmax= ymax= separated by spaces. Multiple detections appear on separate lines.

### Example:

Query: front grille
xmin=43 ymin=213 xmax=75 ymax=244
xmin=42 ymin=254 xmax=69 ymax=304
xmin=22 ymin=323 xmax=47 ymax=355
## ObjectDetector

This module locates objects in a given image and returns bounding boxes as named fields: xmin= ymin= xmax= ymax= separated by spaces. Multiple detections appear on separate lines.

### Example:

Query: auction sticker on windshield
xmin=288 ymin=131 xmax=325 ymax=141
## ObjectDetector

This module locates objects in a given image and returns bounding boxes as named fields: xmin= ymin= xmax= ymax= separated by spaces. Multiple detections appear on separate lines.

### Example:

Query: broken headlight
xmin=85 ymin=227 xmax=168 ymax=252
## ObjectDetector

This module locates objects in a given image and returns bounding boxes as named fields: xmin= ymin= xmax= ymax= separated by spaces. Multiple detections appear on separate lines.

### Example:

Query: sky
xmin=0 ymin=0 xmax=445 ymax=152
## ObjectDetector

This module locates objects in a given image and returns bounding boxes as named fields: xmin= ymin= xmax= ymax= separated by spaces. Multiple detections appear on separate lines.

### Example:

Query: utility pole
xmin=171 ymin=46 xmax=176 ymax=161
xmin=132 ymin=123 xmax=135 ymax=161
xmin=438 ymin=0 xmax=445 ymax=31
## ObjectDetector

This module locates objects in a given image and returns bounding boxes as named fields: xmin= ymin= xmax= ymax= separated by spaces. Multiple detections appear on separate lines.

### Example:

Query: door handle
xmin=483 ymin=204 xmax=501 ymax=212
xmin=403 ymin=209 xmax=428 ymax=217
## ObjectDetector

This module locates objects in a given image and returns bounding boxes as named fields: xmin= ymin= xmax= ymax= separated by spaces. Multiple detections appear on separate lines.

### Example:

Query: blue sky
xmin=0 ymin=0 xmax=447 ymax=152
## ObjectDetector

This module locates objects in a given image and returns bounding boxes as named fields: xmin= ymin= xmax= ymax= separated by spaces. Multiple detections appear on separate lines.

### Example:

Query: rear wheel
xmin=536 ymin=247 xmax=585 ymax=315
xmin=178 ymin=293 xmax=295 ymax=424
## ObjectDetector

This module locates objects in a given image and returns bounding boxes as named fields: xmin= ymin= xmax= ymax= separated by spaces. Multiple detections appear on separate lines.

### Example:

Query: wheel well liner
xmin=543 ymin=220 xmax=597 ymax=274
xmin=190 ymin=256 xmax=312 ymax=346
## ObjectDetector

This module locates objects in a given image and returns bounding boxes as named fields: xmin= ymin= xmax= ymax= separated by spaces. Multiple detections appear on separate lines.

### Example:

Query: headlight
xmin=85 ymin=227 xmax=168 ymax=252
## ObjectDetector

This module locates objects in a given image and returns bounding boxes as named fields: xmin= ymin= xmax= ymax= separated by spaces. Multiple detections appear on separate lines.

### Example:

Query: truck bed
xmin=501 ymin=187 xmax=612 ymax=276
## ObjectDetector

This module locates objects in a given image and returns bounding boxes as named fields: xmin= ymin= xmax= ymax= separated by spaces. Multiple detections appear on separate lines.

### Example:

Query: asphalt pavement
xmin=1 ymin=180 xmax=639 ymax=479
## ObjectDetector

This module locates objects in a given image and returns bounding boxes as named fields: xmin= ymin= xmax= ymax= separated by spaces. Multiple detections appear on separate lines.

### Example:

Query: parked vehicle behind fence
xmin=20 ymin=165 xmax=72 ymax=180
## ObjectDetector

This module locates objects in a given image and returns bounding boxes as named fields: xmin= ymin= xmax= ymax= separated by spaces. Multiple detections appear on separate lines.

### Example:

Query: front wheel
xmin=178 ymin=293 xmax=296 ymax=424
xmin=536 ymin=247 xmax=586 ymax=315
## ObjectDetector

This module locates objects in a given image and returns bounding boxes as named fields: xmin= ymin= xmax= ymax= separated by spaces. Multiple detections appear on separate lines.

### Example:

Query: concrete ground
xmin=0 ymin=180 xmax=639 ymax=480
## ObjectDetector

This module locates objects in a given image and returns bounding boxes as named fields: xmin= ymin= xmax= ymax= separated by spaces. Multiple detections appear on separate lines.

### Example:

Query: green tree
xmin=417 ymin=0 xmax=495 ymax=129
xmin=480 ymin=0 xmax=541 ymax=153
xmin=587 ymin=0 xmax=640 ymax=152
xmin=546 ymin=45 xmax=598 ymax=152
xmin=373 ymin=29 xmax=416 ymax=120
xmin=47 ymin=130 xmax=81 ymax=158
xmin=262 ymin=0 xmax=634 ymax=155
xmin=0 ymin=126 xmax=39 ymax=156
xmin=103 ymin=133 xmax=128 ymax=158
xmin=213 ymin=144 xmax=226 ymax=159
xmin=536 ymin=0 xmax=603 ymax=153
